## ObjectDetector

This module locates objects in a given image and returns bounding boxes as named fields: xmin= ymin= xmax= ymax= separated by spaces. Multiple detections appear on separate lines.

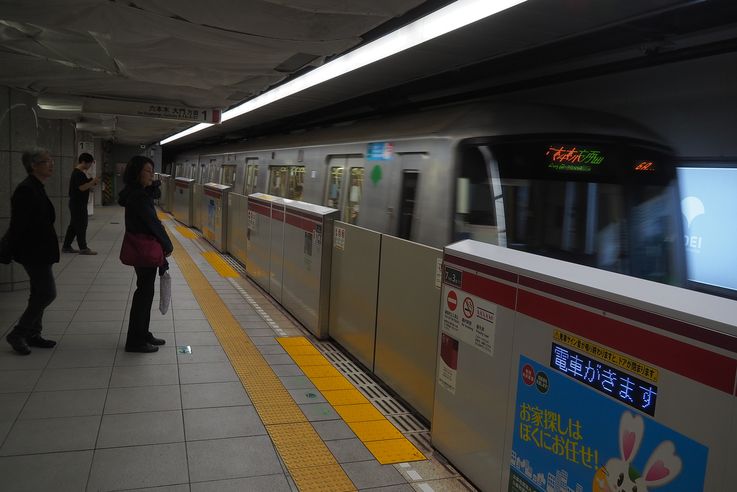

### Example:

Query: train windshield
xmin=454 ymin=137 xmax=683 ymax=284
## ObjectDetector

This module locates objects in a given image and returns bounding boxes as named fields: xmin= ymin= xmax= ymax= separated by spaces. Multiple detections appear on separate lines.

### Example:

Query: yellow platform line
xmin=156 ymin=211 xmax=170 ymax=221
xmin=278 ymin=337 xmax=426 ymax=465
xmin=175 ymin=225 xmax=198 ymax=239
xmin=168 ymin=234 xmax=356 ymax=492
xmin=202 ymin=251 xmax=239 ymax=277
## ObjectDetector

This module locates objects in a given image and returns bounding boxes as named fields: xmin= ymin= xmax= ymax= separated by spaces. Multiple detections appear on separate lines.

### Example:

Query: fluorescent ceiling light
xmin=160 ymin=0 xmax=528 ymax=145
xmin=160 ymin=123 xmax=213 ymax=145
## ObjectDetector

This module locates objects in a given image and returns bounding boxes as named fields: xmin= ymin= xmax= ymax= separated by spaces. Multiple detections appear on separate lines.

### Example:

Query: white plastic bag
xmin=159 ymin=271 xmax=171 ymax=315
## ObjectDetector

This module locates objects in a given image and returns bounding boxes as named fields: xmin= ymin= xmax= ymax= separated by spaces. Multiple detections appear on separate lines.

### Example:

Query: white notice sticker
xmin=434 ymin=258 xmax=442 ymax=289
xmin=248 ymin=210 xmax=256 ymax=230
xmin=334 ymin=226 xmax=345 ymax=250
xmin=441 ymin=285 xmax=496 ymax=356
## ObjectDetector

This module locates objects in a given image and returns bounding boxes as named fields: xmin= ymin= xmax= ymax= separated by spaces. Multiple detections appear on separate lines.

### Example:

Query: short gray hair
xmin=21 ymin=148 xmax=50 ymax=174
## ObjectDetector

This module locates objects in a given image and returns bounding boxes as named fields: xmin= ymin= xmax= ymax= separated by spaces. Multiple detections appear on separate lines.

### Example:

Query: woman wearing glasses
xmin=118 ymin=156 xmax=173 ymax=352
xmin=5 ymin=149 xmax=59 ymax=355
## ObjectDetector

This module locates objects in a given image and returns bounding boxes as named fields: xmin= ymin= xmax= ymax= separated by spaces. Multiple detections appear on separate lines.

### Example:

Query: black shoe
xmin=125 ymin=343 xmax=159 ymax=353
xmin=6 ymin=332 xmax=31 ymax=355
xmin=61 ymin=247 xmax=79 ymax=253
xmin=146 ymin=333 xmax=166 ymax=346
xmin=27 ymin=335 xmax=57 ymax=348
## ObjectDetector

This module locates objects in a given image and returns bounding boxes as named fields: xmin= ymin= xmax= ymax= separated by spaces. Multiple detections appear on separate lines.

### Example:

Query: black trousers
xmin=126 ymin=266 xmax=157 ymax=347
xmin=14 ymin=264 xmax=56 ymax=338
xmin=63 ymin=204 xmax=89 ymax=250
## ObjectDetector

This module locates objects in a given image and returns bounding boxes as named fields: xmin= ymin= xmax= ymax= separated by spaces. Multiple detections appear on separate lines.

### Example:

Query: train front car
xmin=454 ymin=133 xmax=685 ymax=286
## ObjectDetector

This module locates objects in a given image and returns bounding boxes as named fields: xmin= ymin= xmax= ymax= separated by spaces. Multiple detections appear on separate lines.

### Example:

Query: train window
xmin=289 ymin=166 xmax=305 ymax=200
xmin=454 ymin=146 xmax=501 ymax=244
xmin=346 ymin=167 xmax=364 ymax=224
xmin=245 ymin=161 xmax=259 ymax=195
xmin=326 ymin=166 xmax=343 ymax=209
xmin=269 ymin=166 xmax=289 ymax=197
xmin=221 ymin=165 xmax=236 ymax=186
xmin=398 ymin=171 xmax=420 ymax=240
xmin=174 ymin=164 xmax=182 ymax=177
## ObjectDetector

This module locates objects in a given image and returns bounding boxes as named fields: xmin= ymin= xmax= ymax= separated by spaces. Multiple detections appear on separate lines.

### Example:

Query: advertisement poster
xmin=510 ymin=356 xmax=708 ymax=492
xmin=205 ymin=198 xmax=216 ymax=241
xmin=438 ymin=333 xmax=458 ymax=394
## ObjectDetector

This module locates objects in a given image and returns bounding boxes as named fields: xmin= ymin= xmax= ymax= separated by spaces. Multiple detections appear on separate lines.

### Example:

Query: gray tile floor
xmin=0 ymin=207 xmax=472 ymax=492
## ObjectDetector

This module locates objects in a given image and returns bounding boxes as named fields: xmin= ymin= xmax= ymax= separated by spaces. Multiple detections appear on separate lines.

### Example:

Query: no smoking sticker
xmin=463 ymin=297 xmax=474 ymax=318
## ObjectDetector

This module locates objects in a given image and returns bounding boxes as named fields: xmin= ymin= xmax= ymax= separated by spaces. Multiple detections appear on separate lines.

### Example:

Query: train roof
xmin=175 ymin=100 xmax=668 ymax=160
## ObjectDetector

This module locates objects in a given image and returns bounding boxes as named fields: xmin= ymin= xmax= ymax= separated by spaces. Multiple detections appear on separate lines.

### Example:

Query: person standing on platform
xmin=62 ymin=152 xmax=100 ymax=255
xmin=5 ymin=149 xmax=59 ymax=355
xmin=118 ymin=156 xmax=173 ymax=353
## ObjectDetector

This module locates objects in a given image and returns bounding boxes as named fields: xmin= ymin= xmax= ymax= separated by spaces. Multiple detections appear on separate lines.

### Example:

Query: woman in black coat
xmin=5 ymin=149 xmax=60 ymax=355
xmin=118 ymin=156 xmax=173 ymax=353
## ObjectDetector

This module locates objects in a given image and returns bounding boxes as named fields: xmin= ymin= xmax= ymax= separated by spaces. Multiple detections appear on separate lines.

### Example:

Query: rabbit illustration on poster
xmin=594 ymin=411 xmax=682 ymax=492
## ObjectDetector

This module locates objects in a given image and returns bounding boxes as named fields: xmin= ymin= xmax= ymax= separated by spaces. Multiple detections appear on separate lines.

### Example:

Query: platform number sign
xmin=443 ymin=266 xmax=463 ymax=288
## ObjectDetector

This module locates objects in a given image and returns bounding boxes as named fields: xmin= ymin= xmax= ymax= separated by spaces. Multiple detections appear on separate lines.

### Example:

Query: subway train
xmin=169 ymin=100 xmax=686 ymax=285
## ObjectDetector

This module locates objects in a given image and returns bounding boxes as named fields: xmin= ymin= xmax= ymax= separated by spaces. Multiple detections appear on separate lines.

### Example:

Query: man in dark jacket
xmin=62 ymin=152 xmax=100 ymax=255
xmin=6 ymin=149 xmax=60 ymax=355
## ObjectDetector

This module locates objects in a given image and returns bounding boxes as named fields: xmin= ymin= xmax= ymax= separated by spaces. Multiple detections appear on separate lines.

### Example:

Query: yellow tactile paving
xmin=283 ymin=345 xmax=322 ymax=356
xmin=290 ymin=464 xmax=357 ymax=492
xmin=267 ymin=422 xmax=336 ymax=469
xmin=301 ymin=365 xmax=343 ymax=379
xmin=312 ymin=376 xmax=356 ymax=391
xmin=175 ymin=225 xmax=198 ymax=238
xmin=156 ymin=211 xmax=169 ymax=220
xmin=202 ymin=251 xmax=239 ymax=277
xmin=291 ymin=354 xmax=331 ymax=366
xmin=277 ymin=337 xmax=426 ymax=465
xmin=322 ymin=389 xmax=370 ymax=406
xmin=348 ymin=420 xmax=404 ymax=442
xmin=278 ymin=337 xmax=313 ymax=347
xmin=334 ymin=404 xmax=385 ymax=423
xmin=168 ymin=231 xmax=357 ymax=491
xmin=364 ymin=438 xmax=425 ymax=465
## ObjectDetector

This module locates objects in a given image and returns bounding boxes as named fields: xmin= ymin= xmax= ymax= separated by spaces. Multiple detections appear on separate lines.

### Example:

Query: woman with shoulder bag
xmin=118 ymin=156 xmax=173 ymax=353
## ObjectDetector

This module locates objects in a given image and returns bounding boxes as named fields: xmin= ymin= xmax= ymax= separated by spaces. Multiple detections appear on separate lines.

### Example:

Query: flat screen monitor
xmin=677 ymin=166 xmax=737 ymax=295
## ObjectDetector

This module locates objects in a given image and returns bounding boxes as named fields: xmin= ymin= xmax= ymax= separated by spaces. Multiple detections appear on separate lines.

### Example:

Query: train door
xmin=395 ymin=153 xmax=426 ymax=241
xmin=453 ymin=145 xmax=504 ymax=245
xmin=324 ymin=155 xmax=363 ymax=221
xmin=325 ymin=158 xmax=344 ymax=211
xmin=244 ymin=159 xmax=259 ymax=195
xmin=289 ymin=166 xmax=305 ymax=200
xmin=345 ymin=166 xmax=364 ymax=224
xmin=398 ymin=171 xmax=419 ymax=240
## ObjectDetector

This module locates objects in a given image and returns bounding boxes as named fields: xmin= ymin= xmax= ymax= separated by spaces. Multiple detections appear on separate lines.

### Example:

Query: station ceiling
xmin=1 ymin=0 xmax=735 ymax=148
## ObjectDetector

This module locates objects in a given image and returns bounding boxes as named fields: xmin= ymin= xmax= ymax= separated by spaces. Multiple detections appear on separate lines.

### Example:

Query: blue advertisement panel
xmin=366 ymin=142 xmax=394 ymax=161
xmin=677 ymin=167 xmax=737 ymax=292
xmin=510 ymin=356 xmax=708 ymax=492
